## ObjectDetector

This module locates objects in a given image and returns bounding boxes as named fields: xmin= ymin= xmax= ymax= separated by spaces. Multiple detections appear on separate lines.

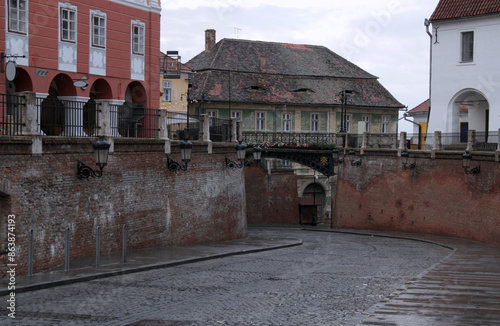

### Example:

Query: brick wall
xmin=333 ymin=155 xmax=500 ymax=246
xmin=0 ymin=139 xmax=247 ymax=276
xmin=245 ymin=167 xmax=299 ymax=225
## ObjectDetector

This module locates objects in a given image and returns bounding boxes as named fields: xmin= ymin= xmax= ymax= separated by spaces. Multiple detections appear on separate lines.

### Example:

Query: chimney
xmin=205 ymin=29 xmax=216 ymax=51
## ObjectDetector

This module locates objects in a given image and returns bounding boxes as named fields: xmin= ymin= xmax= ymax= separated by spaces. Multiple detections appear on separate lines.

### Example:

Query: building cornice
xmin=108 ymin=0 xmax=161 ymax=13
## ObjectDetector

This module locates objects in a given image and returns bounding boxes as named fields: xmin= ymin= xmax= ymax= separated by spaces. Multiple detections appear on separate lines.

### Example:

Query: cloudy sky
xmin=160 ymin=0 xmax=440 ymax=132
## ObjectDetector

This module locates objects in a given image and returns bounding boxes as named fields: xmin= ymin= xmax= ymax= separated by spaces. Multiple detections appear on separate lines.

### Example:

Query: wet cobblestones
xmin=1 ymin=228 xmax=452 ymax=325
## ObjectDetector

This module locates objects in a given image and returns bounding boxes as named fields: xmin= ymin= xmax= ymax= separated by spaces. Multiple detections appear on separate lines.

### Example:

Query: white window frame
xmin=282 ymin=113 xmax=291 ymax=131
xmin=256 ymin=112 xmax=266 ymax=131
xmin=8 ymin=0 xmax=27 ymax=34
xmin=162 ymin=81 xmax=172 ymax=102
xmin=382 ymin=116 xmax=390 ymax=133
xmin=345 ymin=115 xmax=351 ymax=133
xmin=461 ymin=31 xmax=474 ymax=63
xmin=311 ymin=113 xmax=319 ymax=132
xmin=132 ymin=22 xmax=145 ymax=55
xmin=231 ymin=111 xmax=241 ymax=120
xmin=91 ymin=11 xmax=106 ymax=48
xmin=362 ymin=115 xmax=370 ymax=132
xmin=60 ymin=5 xmax=77 ymax=43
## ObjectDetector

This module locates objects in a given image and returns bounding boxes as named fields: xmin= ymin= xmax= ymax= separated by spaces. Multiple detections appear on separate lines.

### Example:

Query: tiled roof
xmin=187 ymin=39 xmax=404 ymax=109
xmin=407 ymin=99 xmax=429 ymax=115
xmin=430 ymin=0 xmax=500 ymax=21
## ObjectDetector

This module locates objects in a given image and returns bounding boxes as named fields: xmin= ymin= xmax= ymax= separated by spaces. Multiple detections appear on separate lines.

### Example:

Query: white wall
xmin=428 ymin=15 xmax=500 ymax=134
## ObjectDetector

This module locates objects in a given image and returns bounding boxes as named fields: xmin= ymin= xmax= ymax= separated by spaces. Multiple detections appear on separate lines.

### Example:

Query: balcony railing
xmin=166 ymin=111 xmax=200 ymax=141
xmin=36 ymin=97 xmax=100 ymax=137
xmin=0 ymin=94 xmax=25 ymax=136
xmin=110 ymin=104 xmax=160 ymax=138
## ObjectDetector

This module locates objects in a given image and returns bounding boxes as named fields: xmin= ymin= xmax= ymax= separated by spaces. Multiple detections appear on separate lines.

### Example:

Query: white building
xmin=427 ymin=0 xmax=500 ymax=146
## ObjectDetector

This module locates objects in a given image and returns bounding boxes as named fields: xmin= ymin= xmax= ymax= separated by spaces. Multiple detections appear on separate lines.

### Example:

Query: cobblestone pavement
xmin=0 ymin=227 xmax=452 ymax=326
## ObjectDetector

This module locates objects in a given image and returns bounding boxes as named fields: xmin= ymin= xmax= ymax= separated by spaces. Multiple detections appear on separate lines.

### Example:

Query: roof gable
xmin=430 ymin=0 xmax=500 ymax=21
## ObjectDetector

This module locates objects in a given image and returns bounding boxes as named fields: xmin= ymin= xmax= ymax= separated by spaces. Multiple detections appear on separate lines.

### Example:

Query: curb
xmin=1 ymin=238 xmax=302 ymax=295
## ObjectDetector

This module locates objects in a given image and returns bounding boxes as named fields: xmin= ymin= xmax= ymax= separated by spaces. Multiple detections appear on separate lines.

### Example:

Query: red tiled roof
xmin=186 ymin=39 xmax=405 ymax=109
xmin=430 ymin=0 xmax=500 ymax=21
xmin=407 ymin=99 xmax=429 ymax=114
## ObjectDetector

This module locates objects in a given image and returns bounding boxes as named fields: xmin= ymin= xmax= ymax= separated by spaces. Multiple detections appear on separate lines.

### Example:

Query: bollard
xmin=95 ymin=226 xmax=100 ymax=268
xmin=64 ymin=227 xmax=70 ymax=273
xmin=122 ymin=224 xmax=127 ymax=263
xmin=27 ymin=229 xmax=34 ymax=277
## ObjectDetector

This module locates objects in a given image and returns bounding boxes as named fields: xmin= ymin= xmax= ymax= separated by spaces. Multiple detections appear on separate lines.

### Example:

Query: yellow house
xmin=160 ymin=51 xmax=195 ymax=112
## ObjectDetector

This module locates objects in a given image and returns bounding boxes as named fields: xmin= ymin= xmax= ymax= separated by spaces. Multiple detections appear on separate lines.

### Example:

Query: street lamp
xmin=462 ymin=151 xmax=480 ymax=175
xmin=348 ymin=149 xmax=362 ymax=166
xmin=226 ymin=142 xmax=263 ymax=169
xmin=401 ymin=151 xmax=416 ymax=170
xmin=339 ymin=90 xmax=354 ymax=133
xmin=167 ymin=139 xmax=193 ymax=171
xmin=77 ymin=136 xmax=111 ymax=179
xmin=332 ymin=148 xmax=344 ymax=164
xmin=312 ymin=174 xmax=318 ymax=226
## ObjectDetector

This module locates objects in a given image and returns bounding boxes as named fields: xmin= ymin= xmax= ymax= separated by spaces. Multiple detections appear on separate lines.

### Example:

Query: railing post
xmin=158 ymin=109 xmax=169 ymax=140
xmin=230 ymin=118 xmax=238 ymax=142
xmin=27 ymin=229 xmax=34 ymax=277
xmin=122 ymin=224 xmax=127 ymax=263
xmin=18 ymin=91 xmax=38 ymax=136
xmin=95 ymin=226 xmax=100 ymax=268
xmin=467 ymin=129 xmax=476 ymax=152
xmin=496 ymin=129 xmax=500 ymax=162
xmin=398 ymin=131 xmax=407 ymax=156
xmin=200 ymin=114 xmax=210 ymax=142
xmin=96 ymin=100 xmax=112 ymax=137
xmin=64 ymin=227 xmax=70 ymax=273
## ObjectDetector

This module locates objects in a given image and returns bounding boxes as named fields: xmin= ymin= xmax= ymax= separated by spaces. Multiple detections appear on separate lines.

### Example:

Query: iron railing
xmin=242 ymin=132 xmax=342 ymax=147
xmin=110 ymin=104 xmax=160 ymax=138
xmin=473 ymin=131 xmax=499 ymax=151
xmin=209 ymin=117 xmax=231 ymax=142
xmin=166 ymin=111 xmax=200 ymax=141
xmin=0 ymin=94 xmax=25 ymax=136
xmin=365 ymin=133 xmax=398 ymax=149
xmin=36 ymin=97 xmax=100 ymax=137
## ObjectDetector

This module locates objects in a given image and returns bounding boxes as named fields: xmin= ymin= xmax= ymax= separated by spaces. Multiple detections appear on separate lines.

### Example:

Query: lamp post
xmin=348 ymin=149 xmax=362 ymax=166
xmin=312 ymin=174 xmax=318 ymax=226
xmin=339 ymin=90 xmax=354 ymax=133
xmin=77 ymin=136 xmax=111 ymax=179
xmin=462 ymin=151 xmax=480 ymax=175
xmin=401 ymin=151 xmax=416 ymax=170
xmin=226 ymin=142 xmax=263 ymax=169
xmin=167 ymin=139 xmax=193 ymax=171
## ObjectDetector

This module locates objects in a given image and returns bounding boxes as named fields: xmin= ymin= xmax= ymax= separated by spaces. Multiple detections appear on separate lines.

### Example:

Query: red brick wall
xmin=333 ymin=156 xmax=500 ymax=246
xmin=245 ymin=168 xmax=300 ymax=225
xmin=0 ymin=139 xmax=247 ymax=276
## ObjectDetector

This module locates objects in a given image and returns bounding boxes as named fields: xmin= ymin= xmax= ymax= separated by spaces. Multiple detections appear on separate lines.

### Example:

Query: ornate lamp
xmin=167 ymin=139 xmax=193 ymax=171
xmin=462 ymin=151 xmax=480 ymax=175
xmin=401 ymin=151 xmax=416 ymax=170
xmin=77 ymin=136 xmax=111 ymax=179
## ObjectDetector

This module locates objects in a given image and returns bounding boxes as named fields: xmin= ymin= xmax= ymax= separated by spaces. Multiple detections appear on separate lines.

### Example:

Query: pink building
xmin=1 ymin=0 xmax=160 ymax=109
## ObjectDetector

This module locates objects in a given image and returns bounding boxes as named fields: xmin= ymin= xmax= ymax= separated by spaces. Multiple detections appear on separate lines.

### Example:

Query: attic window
xmin=293 ymin=88 xmax=314 ymax=93
xmin=249 ymin=86 xmax=265 ymax=91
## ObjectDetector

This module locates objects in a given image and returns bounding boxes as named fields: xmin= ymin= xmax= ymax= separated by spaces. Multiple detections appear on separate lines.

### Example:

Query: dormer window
xmin=249 ymin=86 xmax=265 ymax=91
xmin=293 ymin=88 xmax=314 ymax=93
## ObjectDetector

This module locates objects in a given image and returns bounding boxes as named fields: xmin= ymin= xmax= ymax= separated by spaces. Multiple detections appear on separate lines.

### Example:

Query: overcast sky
xmin=160 ymin=0 xmax=440 ymax=132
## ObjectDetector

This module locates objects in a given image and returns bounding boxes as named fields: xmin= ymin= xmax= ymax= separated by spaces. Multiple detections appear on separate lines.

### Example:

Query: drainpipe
xmin=425 ymin=18 xmax=433 ymax=133
xmin=403 ymin=112 xmax=422 ymax=149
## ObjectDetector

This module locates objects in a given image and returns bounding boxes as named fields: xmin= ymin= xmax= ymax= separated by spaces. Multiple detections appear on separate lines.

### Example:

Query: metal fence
xmin=242 ymin=132 xmax=342 ymax=147
xmin=110 ymin=104 xmax=160 ymax=138
xmin=166 ymin=111 xmax=200 ymax=141
xmin=36 ymin=97 xmax=100 ymax=137
xmin=209 ymin=117 xmax=231 ymax=142
xmin=474 ymin=131 xmax=499 ymax=151
xmin=0 ymin=94 xmax=25 ymax=136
